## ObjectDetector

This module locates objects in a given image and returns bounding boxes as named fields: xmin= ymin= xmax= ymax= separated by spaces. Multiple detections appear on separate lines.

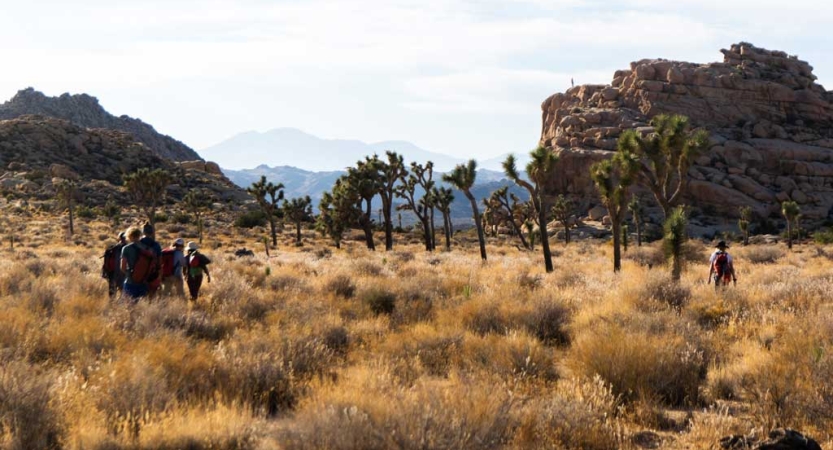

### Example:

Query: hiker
xmin=708 ymin=240 xmax=737 ymax=289
xmin=140 ymin=223 xmax=163 ymax=299
xmin=102 ymin=231 xmax=127 ymax=298
xmin=120 ymin=227 xmax=150 ymax=302
xmin=160 ymin=238 xmax=188 ymax=298
xmin=185 ymin=241 xmax=211 ymax=301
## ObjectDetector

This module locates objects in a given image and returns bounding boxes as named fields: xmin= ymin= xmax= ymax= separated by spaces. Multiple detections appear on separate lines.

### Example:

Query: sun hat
xmin=174 ymin=238 xmax=185 ymax=246
xmin=716 ymin=241 xmax=729 ymax=249
xmin=186 ymin=241 xmax=198 ymax=251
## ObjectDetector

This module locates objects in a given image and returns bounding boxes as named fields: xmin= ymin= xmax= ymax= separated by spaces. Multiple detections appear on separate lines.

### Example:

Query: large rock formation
xmin=0 ymin=88 xmax=201 ymax=162
xmin=540 ymin=43 xmax=833 ymax=229
xmin=0 ymin=115 xmax=249 ymax=208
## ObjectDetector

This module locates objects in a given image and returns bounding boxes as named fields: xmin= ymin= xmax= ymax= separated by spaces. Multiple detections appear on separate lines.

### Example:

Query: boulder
xmin=49 ymin=163 xmax=80 ymax=180
xmin=588 ymin=205 xmax=607 ymax=221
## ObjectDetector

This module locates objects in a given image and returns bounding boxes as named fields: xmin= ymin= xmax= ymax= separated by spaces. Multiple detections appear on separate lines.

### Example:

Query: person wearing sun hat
xmin=185 ymin=241 xmax=211 ymax=301
xmin=708 ymin=240 xmax=736 ymax=288
xmin=161 ymin=238 xmax=188 ymax=298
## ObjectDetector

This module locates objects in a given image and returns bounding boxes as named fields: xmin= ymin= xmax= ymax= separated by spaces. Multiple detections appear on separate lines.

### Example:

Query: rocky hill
xmin=0 ymin=115 xmax=249 ymax=212
xmin=0 ymin=88 xmax=201 ymax=161
xmin=540 ymin=43 xmax=833 ymax=231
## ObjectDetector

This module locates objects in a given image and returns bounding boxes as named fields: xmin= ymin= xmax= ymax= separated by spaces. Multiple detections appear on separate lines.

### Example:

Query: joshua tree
xmin=283 ymin=196 xmax=313 ymax=246
xmin=395 ymin=161 xmax=435 ymax=251
xmin=738 ymin=205 xmax=752 ymax=246
xmin=551 ymin=194 xmax=575 ymax=245
xmin=183 ymin=189 xmax=213 ymax=244
xmin=443 ymin=159 xmax=487 ymax=261
xmin=618 ymin=114 xmax=709 ymax=218
xmin=663 ymin=206 xmax=688 ymax=281
xmin=317 ymin=178 xmax=360 ymax=249
xmin=590 ymin=145 xmax=640 ymax=272
xmin=782 ymin=201 xmax=801 ymax=250
xmin=373 ymin=152 xmax=408 ymax=251
xmin=102 ymin=195 xmax=121 ymax=229
xmin=246 ymin=175 xmax=285 ymax=246
xmin=123 ymin=168 xmax=174 ymax=227
xmin=54 ymin=179 xmax=77 ymax=237
xmin=346 ymin=160 xmax=381 ymax=250
xmin=432 ymin=186 xmax=455 ymax=251
xmin=622 ymin=224 xmax=629 ymax=253
xmin=503 ymin=146 xmax=559 ymax=273
xmin=524 ymin=219 xmax=536 ymax=251
xmin=488 ymin=186 xmax=529 ymax=249
xmin=628 ymin=196 xmax=645 ymax=247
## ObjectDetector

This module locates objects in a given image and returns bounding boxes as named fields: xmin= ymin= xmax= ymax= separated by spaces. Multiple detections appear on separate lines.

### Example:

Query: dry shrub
xmin=513 ymin=376 xmax=621 ymax=449
xmin=738 ymin=245 xmax=784 ymax=264
xmin=360 ymin=288 xmax=396 ymax=316
xmin=354 ymin=260 xmax=383 ymax=277
xmin=632 ymin=272 xmax=691 ymax=311
xmin=268 ymin=274 xmax=309 ymax=293
xmin=517 ymin=272 xmax=543 ymax=291
xmin=459 ymin=300 xmax=509 ymax=335
xmin=627 ymin=245 xmax=665 ymax=268
xmin=0 ymin=362 xmax=64 ymax=450
xmin=0 ymin=264 xmax=34 ymax=297
xmin=392 ymin=284 xmax=434 ymax=325
xmin=279 ymin=370 xmax=515 ymax=449
xmin=688 ymin=299 xmax=733 ymax=329
xmin=570 ymin=319 xmax=706 ymax=406
xmin=381 ymin=325 xmax=463 ymax=377
xmin=462 ymin=333 xmax=558 ymax=381
xmin=321 ymin=325 xmax=350 ymax=356
xmin=324 ymin=274 xmax=355 ymax=299
xmin=516 ymin=297 xmax=572 ymax=346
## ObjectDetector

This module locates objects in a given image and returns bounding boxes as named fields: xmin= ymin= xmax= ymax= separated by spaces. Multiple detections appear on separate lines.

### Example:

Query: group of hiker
xmin=102 ymin=223 xmax=211 ymax=303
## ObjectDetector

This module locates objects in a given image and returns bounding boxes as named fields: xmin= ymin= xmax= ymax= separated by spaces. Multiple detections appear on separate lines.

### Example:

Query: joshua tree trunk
xmin=363 ymin=200 xmax=376 ymax=251
xmin=538 ymin=196 xmax=553 ymax=273
xmin=443 ymin=213 xmax=452 ymax=251
xmin=429 ymin=207 xmax=437 ymax=250
xmin=67 ymin=199 xmax=75 ymax=237
xmin=466 ymin=192 xmax=487 ymax=261
xmin=295 ymin=222 xmax=302 ymax=245
xmin=421 ymin=217 xmax=433 ymax=251
xmin=563 ymin=223 xmax=570 ymax=245
xmin=635 ymin=218 xmax=642 ymax=247
xmin=384 ymin=210 xmax=393 ymax=251
xmin=268 ymin=216 xmax=278 ymax=246
xmin=612 ymin=217 xmax=622 ymax=272
xmin=197 ymin=215 xmax=204 ymax=244
xmin=786 ymin=220 xmax=793 ymax=250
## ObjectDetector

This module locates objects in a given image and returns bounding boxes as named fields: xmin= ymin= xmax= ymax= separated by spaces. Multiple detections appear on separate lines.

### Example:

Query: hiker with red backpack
xmin=708 ymin=241 xmax=737 ymax=289
xmin=102 ymin=231 xmax=127 ymax=298
xmin=120 ymin=227 xmax=154 ymax=301
xmin=160 ymin=238 xmax=188 ymax=298
xmin=140 ymin=223 xmax=163 ymax=299
xmin=185 ymin=241 xmax=211 ymax=301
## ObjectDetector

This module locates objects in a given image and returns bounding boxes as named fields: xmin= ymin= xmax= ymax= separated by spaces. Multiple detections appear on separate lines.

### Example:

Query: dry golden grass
xmin=1 ymin=213 xmax=832 ymax=448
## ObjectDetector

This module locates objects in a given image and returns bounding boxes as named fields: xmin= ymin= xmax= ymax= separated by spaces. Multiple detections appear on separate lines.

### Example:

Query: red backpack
xmin=160 ymin=248 xmax=177 ymax=278
xmin=101 ymin=243 xmax=123 ymax=278
xmin=130 ymin=244 xmax=159 ymax=284
xmin=713 ymin=251 xmax=731 ymax=283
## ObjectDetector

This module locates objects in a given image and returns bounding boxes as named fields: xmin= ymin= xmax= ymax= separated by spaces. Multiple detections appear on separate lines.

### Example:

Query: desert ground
xmin=1 ymin=212 xmax=832 ymax=449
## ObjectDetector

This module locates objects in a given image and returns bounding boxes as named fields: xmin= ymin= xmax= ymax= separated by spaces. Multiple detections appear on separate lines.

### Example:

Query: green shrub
xmin=172 ymin=211 xmax=191 ymax=224
xmin=153 ymin=212 xmax=169 ymax=223
xmin=813 ymin=228 xmax=833 ymax=245
xmin=235 ymin=210 xmax=267 ymax=228
xmin=76 ymin=205 xmax=96 ymax=219
xmin=362 ymin=288 xmax=396 ymax=316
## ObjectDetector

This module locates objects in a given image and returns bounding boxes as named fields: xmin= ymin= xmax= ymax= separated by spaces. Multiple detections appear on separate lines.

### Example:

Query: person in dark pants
xmin=103 ymin=231 xmax=127 ymax=298
xmin=185 ymin=241 xmax=211 ymax=301
xmin=140 ymin=223 xmax=163 ymax=300
xmin=120 ymin=227 xmax=149 ymax=302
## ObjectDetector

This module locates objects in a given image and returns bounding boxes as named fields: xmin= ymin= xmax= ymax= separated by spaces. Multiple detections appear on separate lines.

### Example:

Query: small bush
xmin=812 ymin=228 xmax=833 ymax=244
xmin=0 ymin=363 xmax=65 ymax=449
xmin=322 ymin=325 xmax=350 ymax=356
xmin=325 ymin=275 xmax=355 ymax=299
xmin=361 ymin=288 xmax=396 ymax=316
xmin=172 ymin=212 xmax=191 ymax=224
xmin=738 ymin=245 xmax=784 ymax=264
xmin=461 ymin=301 xmax=508 ymax=335
xmin=76 ymin=205 xmax=96 ymax=219
xmin=153 ymin=212 xmax=169 ymax=223
xmin=520 ymin=298 xmax=571 ymax=346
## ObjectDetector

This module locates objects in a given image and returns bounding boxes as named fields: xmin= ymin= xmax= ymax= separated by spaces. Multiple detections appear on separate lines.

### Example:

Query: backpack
xmin=713 ymin=251 xmax=731 ymax=281
xmin=102 ymin=243 xmax=123 ymax=278
xmin=160 ymin=248 xmax=177 ymax=278
xmin=130 ymin=244 xmax=159 ymax=284
xmin=189 ymin=253 xmax=210 ymax=268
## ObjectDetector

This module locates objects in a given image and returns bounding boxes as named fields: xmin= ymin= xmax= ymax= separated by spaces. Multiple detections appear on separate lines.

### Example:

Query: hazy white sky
xmin=1 ymin=0 xmax=831 ymax=160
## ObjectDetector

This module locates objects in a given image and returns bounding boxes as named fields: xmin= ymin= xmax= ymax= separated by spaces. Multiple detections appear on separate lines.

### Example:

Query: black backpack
xmin=101 ymin=243 xmax=123 ymax=278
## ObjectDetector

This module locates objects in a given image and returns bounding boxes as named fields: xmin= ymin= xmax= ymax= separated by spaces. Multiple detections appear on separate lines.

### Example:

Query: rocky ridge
xmin=0 ymin=88 xmax=201 ymax=162
xmin=0 ymin=115 xmax=249 ymax=211
xmin=540 ymin=43 xmax=833 ymax=231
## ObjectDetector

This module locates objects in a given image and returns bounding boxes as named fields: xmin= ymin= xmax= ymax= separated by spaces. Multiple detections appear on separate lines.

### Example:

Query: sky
xmin=1 ymin=0 xmax=831 ymax=162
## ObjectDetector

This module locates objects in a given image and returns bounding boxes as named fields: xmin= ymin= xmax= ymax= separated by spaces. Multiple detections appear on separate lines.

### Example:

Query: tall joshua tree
xmin=432 ymin=186 xmax=455 ymax=251
xmin=738 ymin=205 xmax=752 ymax=246
xmin=54 ymin=179 xmax=77 ymax=237
xmin=283 ymin=196 xmax=313 ymax=246
xmin=346 ymin=160 xmax=381 ymax=251
xmin=443 ymin=160 xmax=487 ymax=261
xmin=628 ymin=196 xmax=645 ymax=247
xmin=503 ymin=146 xmax=559 ymax=273
xmin=395 ymin=161 xmax=435 ymax=251
xmin=183 ymin=188 xmax=213 ymax=244
xmin=123 ymin=168 xmax=174 ymax=227
xmin=782 ymin=201 xmax=801 ymax=250
xmin=246 ymin=175 xmax=285 ymax=246
xmin=663 ymin=206 xmax=688 ymax=282
xmin=590 ymin=145 xmax=640 ymax=272
xmin=375 ymin=151 xmax=408 ymax=251
xmin=618 ymin=114 xmax=709 ymax=218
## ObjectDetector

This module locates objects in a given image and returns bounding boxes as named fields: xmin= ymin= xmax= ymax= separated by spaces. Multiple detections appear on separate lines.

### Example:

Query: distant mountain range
xmin=199 ymin=127 xmax=528 ymax=172
xmin=223 ymin=164 xmax=528 ymax=226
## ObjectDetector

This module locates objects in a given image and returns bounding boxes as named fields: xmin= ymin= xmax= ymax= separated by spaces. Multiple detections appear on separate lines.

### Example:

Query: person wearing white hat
xmin=185 ymin=241 xmax=211 ymax=301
